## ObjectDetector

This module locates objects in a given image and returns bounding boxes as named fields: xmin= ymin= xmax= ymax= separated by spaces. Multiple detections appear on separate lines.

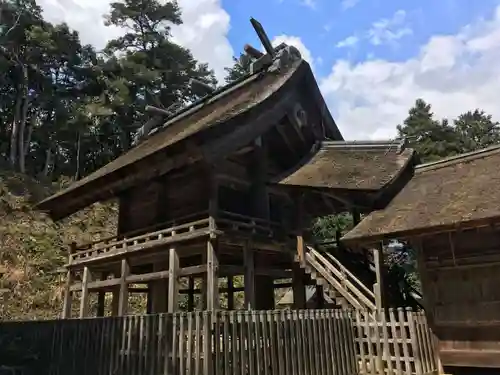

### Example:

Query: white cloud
xmin=341 ymin=0 xmax=359 ymax=10
xmin=335 ymin=10 xmax=411 ymax=50
xmin=336 ymin=35 xmax=360 ymax=48
xmin=272 ymin=35 xmax=315 ymax=72
xmin=320 ymin=5 xmax=500 ymax=140
xmin=368 ymin=10 xmax=412 ymax=46
xmin=37 ymin=0 xmax=234 ymax=81
xmin=301 ymin=0 xmax=317 ymax=9
xmin=171 ymin=0 xmax=234 ymax=80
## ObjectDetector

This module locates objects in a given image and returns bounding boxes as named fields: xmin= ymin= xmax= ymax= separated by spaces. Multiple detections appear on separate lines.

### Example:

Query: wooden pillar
xmin=150 ymin=261 xmax=169 ymax=313
xmin=118 ymin=258 xmax=130 ymax=316
xmin=315 ymin=285 xmax=325 ymax=308
xmin=79 ymin=267 xmax=91 ymax=318
xmin=243 ymin=242 xmax=255 ymax=309
xmin=206 ymin=165 xmax=219 ymax=311
xmin=206 ymin=238 xmax=219 ymax=311
xmin=111 ymin=287 xmax=119 ymax=316
xmin=251 ymin=136 xmax=274 ymax=310
xmin=97 ymin=291 xmax=106 ymax=317
xmin=187 ymin=277 xmax=195 ymax=311
xmin=373 ymin=243 xmax=386 ymax=312
xmin=62 ymin=242 xmax=76 ymax=319
xmin=255 ymin=276 xmax=274 ymax=310
xmin=292 ymin=263 xmax=306 ymax=309
xmin=227 ymin=276 xmax=234 ymax=310
xmin=62 ymin=269 xmax=74 ymax=319
xmin=96 ymin=272 xmax=108 ymax=317
xmin=296 ymin=193 xmax=306 ymax=266
xmin=167 ymin=247 xmax=180 ymax=312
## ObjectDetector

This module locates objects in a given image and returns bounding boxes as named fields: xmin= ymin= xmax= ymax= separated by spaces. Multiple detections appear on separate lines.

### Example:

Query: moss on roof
xmin=343 ymin=145 xmax=500 ymax=244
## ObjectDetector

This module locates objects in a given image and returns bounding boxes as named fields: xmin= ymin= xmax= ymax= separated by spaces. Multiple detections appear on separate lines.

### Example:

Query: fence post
xmin=407 ymin=308 xmax=423 ymax=375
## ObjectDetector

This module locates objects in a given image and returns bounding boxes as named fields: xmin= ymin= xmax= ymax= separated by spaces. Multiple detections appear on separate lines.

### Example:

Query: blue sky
xmin=40 ymin=0 xmax=500 ymax=140
xmin=223 ymin=0 xmax=499 ymax=77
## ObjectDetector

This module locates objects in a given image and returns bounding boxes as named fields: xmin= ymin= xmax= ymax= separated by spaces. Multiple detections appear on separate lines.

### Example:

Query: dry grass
xmin=0 ymin=171 xmax=117 ymax=320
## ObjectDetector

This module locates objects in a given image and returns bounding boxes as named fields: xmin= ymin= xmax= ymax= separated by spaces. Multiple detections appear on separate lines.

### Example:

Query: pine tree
xmin=397 ymin=99 xmax=460 ymax=162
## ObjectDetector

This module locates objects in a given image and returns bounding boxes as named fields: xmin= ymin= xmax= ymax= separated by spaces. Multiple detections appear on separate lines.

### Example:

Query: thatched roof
xmin=275 ymin=140 xmax=415 ymax=191
xmin=343 ymin=145 xmax=500 ymax=244
xmin=38 ymin=59 xmax=320 ymax=220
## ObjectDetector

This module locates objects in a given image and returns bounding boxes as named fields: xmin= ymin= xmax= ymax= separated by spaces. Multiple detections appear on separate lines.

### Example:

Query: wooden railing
xmin=70 ymin=212 xmax=211 ymax=265
xmin=353 ymin=309 xmax=438 ymax=375
xmin=0 ymin=309 xmax=438 ymax=375
xmin=304 ymin=246 xmax=377 ymax=312
xmin=216 ymin=211 xmax=286 ymax=239
xmin=67 ymin=211 xmax=290 ymax=266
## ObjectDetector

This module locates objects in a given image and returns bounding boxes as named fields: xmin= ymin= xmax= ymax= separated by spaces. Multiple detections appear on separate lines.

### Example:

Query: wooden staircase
xmin=298 ymin=246 xmax=377 ymax=311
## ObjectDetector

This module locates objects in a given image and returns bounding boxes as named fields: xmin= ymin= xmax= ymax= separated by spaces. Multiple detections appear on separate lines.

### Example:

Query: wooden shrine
xmin=343 ymin=146 xmax=500 ymax=369
xmin=37 ymin=20 xmax=417 ymax=320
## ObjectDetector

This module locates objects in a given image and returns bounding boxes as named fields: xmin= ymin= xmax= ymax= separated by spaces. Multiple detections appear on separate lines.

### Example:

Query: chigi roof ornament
xmin=246 ymin=18 xmax=302 ymax=74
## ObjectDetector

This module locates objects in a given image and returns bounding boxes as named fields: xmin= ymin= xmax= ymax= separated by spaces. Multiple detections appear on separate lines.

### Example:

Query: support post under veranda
xmin=373 ymin=242 xmax=386 ymax=312
xmin=61 ymin=242 xmax=76 ymax=319
xmin=118 ymin=258 xmax=130 ymax=316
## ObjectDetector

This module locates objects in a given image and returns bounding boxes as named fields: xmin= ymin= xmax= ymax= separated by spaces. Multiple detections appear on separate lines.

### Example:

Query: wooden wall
xmin=418 ymin=228 xmax=500 ymax=366
xmin=117 ymin=164 xmax=209 ymax=235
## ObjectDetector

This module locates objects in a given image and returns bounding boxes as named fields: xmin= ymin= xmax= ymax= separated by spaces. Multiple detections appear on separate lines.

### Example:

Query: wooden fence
xmin=354 ymin=309 xmax=438 ymax=375
xmin=0 ymin=309 xmax=438 ymax=375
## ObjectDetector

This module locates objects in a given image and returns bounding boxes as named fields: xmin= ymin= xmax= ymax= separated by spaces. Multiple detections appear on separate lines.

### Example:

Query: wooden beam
xmin=79 ymin=267 xmax=91 ymax=318
xmin=276 ymin=122 xmax=298 ymax=157
xmin=218 ymin=265 xmax=293 ymax=279
xmin=167 ymin=247 xmax=180 ymax=313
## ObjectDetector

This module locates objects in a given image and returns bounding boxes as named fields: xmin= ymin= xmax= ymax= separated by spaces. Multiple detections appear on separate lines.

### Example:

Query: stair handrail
xmin=305 ymin=247 xmax=376 ymax=311
xmin=305 ymin=252 xmax=365 ymax=311
xmin=320 ymin=249 xmax=375 ymax=300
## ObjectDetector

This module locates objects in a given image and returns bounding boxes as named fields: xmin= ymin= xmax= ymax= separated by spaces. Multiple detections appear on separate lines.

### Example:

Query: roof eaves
xmin=416 ymin=144 xmax=500 ymax=174
xmin=323 ymin=139 xmax=407 ymax=152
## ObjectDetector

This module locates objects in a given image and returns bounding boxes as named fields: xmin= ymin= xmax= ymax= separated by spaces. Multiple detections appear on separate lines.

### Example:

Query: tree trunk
xmin=42 ymin=148 xmax=52 ymax=177
xmin=9 ymin=87 xmax=23 ymax=169
xmin=23 ymin=115 xmax=34 ymax=157
xmin=17 ymin=83 xmax=30 ymax=174
xmin=10 ymin=65 xmax=29 ymax=172
xmin=74 ymin=131 xmax=81 ymax=180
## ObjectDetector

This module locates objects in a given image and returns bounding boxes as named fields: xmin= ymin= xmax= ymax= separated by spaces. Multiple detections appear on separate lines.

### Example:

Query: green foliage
xmin=398 ymin=99 xmax=500 ymax=162
xmin=224 ymin=54 xmax=251 ymax=84
xmin=0 ymin=0 xmax=216 ymax=178
xmin=312 ymin=213 xmax=353 ymax=241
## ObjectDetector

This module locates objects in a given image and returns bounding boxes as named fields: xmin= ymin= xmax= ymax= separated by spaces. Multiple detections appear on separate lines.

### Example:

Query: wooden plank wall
xmin=0 ymin=309 xmax=437 ymax=375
